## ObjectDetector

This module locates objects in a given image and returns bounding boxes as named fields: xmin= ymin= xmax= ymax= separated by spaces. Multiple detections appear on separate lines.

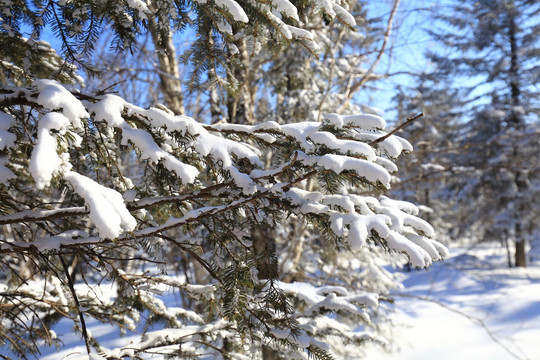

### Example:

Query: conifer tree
xmin=0 ymin=1 xmax=446 ymax=359
xmin=391 ymin=77 xmax=464 ymax=244
xmin=412 ymin=0 xmax=539 ymax=267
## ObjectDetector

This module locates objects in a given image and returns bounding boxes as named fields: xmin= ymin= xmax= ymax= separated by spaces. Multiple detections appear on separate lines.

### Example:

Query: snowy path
xmin=365 ymin=245 xmax=540 ymax=360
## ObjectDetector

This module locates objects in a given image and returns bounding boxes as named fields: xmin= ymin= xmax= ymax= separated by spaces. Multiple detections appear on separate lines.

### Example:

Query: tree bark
xmin=503 ymin=230 xmax=512 ymax=268
xmin=515 ymin=237 xmax=526 ymax=268
xmin=507 ymin=0 xmax=526 ymax=267
xmin=252 ymin=224 xmax=278 ymax=281
xmin=508 ymin=0 xmax=521 ymax=127
xmin=251 ymin=224 xmax=281 ymax=360
xmin=262 ymin=346 xmax=280 ymax=360
xmin=147 ymin=4 xmax=185 ymax=115
xmin=227 ymin=39 xmax=255 ymax=125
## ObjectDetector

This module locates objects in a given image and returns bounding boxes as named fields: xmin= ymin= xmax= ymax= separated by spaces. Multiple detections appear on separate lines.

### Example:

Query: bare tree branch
xmin=339 ymin=0 xmax=401 ymax=112
xmin=369 ymin=112 xmax=423 ymax=146
xmin=59 ymin=254 xmax=92 ymax=356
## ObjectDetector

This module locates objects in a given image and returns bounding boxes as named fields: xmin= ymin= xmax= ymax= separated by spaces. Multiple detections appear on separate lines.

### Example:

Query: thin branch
xmin=156 ymin=234 xmax=221 ymax=283
xmin=59 ymin=254 xmax=92 ymax=356
xmin=316 ymin=25 xmax=348 ymax=122
xmin=384 ymin=70 xmax=424 ymax=77
xmin=339 ymin=0 xmax=401 ymax=112
xmin=0 ymin=207 xmax=87 ymax=226
xmin=0 ymin=188 xmax=228 ymax=227
xmin=369 ymin=112 xmax=423 ymax=146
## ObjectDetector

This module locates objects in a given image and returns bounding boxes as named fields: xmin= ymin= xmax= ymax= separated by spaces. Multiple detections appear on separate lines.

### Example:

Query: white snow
xmin=280 ymin=122 xmax=320 ymax=152
xmin=376 ymin=156 xmax=399 ymax=172
xmin=313 ymin=0 xmax=335 ymax=18
xmin=298 ymin=152 xmax=392 ymax=187
xmin=309 ymin=131 xmax=377 ymax=161
xmin=386 ymin=232 xmax=432 ymax=268
xmin=283 ymin=187 xmax=444 ymax=267
xmin=34 ymin=79 xmax=89 ymax=128
xmin=421 ymin=163 xmax=445 ymax=171
xmin=324 ymin=113 xmax=386 ymax=130
xmin=359 ymin=131 xmax=412 ymax=157
xmin=287 ymin=25 xmax=315 ymax=41
xmin=88 ymin=94 xmax=125 ymax=127
xmin=215 ymin=0 xmax=249 ymax=23
xmin=101 ymin=320 xmax=229 ymax=358
xmin=216 ymin=18 xmax=233 ymax=34
xmin=35 ymin=230 xmax=89 ymax=251
xmin=13 ymin=244 xmax=539 ymax=360
xmin=122 ymin=127 xmax=164 ymax=161
xmin=261 ymin=7 xmax=293 ymax=39
xmin=125 ymin=105 xmax=265 ymax=191
xmin=364 ymin=244 xmax=540 ymax=360
xmin=64 ymin=171 xmax=137 ymax=239
xmin=278 ymin=281 xmax=378 ymax=314
xmin=343 ymin=113 xmax=385 ymax=129
xmin=0 ymin=111 xmax=15 ymax=149
xmin=29 ymin=112 xmax=71 ymax=189
xmin=0 ymin=157 xmax=14 ymax=183
xmin=126 ymin=0 xmax=150 ymax=19
xmin=90 ymin=97 xmax=200 ymax=184
xmin=332 ymin=3 xmax=356 ymax=28
xmin=379 ymin=197 xmax=435 ymax=237
xmin=271 ymin=0 xmax=299 ymax=21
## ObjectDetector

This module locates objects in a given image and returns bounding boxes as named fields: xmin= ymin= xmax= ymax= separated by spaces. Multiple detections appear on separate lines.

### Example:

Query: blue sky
xmin=36 ymin=1 xmax=442 ymax=124
xmin=359 ymin=1 xmax=440 ymax=122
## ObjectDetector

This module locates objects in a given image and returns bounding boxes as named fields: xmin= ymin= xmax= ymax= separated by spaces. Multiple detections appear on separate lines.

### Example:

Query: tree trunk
xmin=515 ymin=239 xmax=526 ymax=268
xmin=251 ymin=224 xmax=281 ymax=360
xmin=503 ymin=229 xmax=512 ymax=268
xmin=507 ymin=1 xmax=526 ymax=268
xmin=513 ymin=170 xmax=529 ymax=268
xmin=262 ymin=346 xmax=280 ymax=360
xmin=252 ymin=224 xmax=278 ymax=281
xmin=227 ymin=39 xmax=255 ymax=125
xmin=147 ymin=4 xmax=185 ymax=115
xmin=515 ymin=222 xmax=527 ymax=267
xmin=508 ymin=0 xmax=521 ymax=128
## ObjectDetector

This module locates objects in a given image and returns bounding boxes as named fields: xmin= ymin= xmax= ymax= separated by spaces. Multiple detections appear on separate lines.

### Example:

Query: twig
xmin=0 ymin=207 xmax=87 ymax=226
xmin=156 ymin=234 xmax=222 ymax=283
xmin=59 ymin=254 xmax=92 ymax=356
xmin=339 ymin=0 xmax=401 ymax=112
xmin=316 ymin=26 xmax=348 ymax=122
xmin=369 ymin=112 xmax=423 ymax=146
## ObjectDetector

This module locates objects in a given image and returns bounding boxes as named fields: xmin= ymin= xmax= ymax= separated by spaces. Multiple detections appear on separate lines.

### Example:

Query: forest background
xmin=0 ymin=0 xmax=538 ymax=359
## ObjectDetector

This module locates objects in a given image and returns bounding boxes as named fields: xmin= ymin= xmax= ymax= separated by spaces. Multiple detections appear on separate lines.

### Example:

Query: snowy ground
xmin=365 ymin=243 xmax=540 ymax=360
xmin=11 ymin=242 xmax=540 ymax=360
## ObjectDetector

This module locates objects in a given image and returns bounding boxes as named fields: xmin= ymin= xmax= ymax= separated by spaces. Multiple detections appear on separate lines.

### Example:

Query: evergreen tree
xmin=413 ymin=0 xmax=539 ymax=267
xmin=391 ymin=77 xmax=464 ymax=244
xmin=0 ymin=1 xmax=446 ymax=359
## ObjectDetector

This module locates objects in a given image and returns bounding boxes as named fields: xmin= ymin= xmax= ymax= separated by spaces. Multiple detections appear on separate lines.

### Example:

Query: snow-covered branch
xmin=0 ymin=76 xmax=446 ymax=358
